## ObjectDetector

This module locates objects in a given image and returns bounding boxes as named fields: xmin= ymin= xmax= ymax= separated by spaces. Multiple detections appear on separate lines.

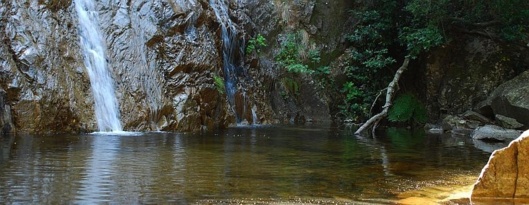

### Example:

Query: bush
xmin=388 ymin=93 xmax=427 ymax=124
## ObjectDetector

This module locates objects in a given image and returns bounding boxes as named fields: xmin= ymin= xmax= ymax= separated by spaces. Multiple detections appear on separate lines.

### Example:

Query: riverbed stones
xmin=441 ymin=115 xmax=481 ymax=133
xmin=472 ymin=130 xmax=529 ymax=199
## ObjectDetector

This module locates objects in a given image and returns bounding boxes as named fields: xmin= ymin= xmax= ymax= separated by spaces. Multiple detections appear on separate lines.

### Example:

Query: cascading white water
xmin=75 ymin=0 xmax=122 ymax=132
xmin=251 ymin=105 xmax=259 ymax=125
xmin=210 ymin=0 xmax=245 ymax=123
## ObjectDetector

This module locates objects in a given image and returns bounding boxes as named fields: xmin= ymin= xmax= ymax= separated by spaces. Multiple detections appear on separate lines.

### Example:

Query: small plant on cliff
xmin=275 ymin=33 xmax=313 ymax=74
xmin=213 ymin=74 xmax=225 ymax=95
xmin=246 ymin=34 xmax=268 ymax=55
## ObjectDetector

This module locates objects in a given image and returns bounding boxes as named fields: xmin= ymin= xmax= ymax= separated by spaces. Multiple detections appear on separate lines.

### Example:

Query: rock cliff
xmin=0 ymin=0 xmax=354 ymax=134
xmin=3 ymin=0 xmax=522 ymax=134
xmin=422 ymin=37 xmax=525 ymax=120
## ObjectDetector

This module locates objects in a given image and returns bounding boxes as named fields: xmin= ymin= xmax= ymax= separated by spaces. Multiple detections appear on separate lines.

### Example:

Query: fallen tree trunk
xmin=355 ymin=56 xmax=411 ymax=136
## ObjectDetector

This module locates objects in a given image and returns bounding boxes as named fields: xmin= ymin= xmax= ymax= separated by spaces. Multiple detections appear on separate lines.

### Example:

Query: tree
xmin=347 ymin=0 xmax=529 ymax=135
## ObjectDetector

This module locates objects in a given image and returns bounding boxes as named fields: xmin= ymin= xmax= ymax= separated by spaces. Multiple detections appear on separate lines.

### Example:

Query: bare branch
xmin=355 ymin=56 xmax=411 ymax=136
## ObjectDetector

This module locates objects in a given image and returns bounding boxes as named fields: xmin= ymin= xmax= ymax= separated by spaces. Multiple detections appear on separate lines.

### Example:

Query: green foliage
xmin=213 ymin=74 xmax=225 ymax=95
xmin=388 ymin=93 xmax=427 ymax=124
xmin=404 ymin=0 xmax=529 ymax=43
xmin=400 ymin=26 xmax=444 ymax=58
xmin=339 ymin=0 xmax=529 ymax=122
xmin=275 ymin=33 xmax=330 ymax=76
xmin=340 ymin=0 xmax=399 ymax=120
xmin=246 ymin=34 xmax=267 ymax=55
xmin=339 ymin=82 xmax=370 ymax=121
xmin=286 ymin=63 xmax=312 ymax=74
xmin=275 ymin=33 xmax=300 ymax=68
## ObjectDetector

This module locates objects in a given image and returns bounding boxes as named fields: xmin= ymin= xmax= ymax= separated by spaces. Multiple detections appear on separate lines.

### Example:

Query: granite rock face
xmin=472 ymin=130 xmax=529 ymax=199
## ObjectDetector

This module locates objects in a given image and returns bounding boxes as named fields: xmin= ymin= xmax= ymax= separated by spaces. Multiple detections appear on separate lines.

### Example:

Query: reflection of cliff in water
xmin=0 ymin=135 xmax=14 ymax=164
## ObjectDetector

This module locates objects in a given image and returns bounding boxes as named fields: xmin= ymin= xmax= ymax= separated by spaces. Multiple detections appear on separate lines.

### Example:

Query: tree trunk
xmin=355 ymin=56 xmax=411 ymax=136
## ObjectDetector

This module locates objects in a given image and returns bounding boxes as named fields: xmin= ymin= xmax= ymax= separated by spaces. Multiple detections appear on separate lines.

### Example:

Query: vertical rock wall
xmin=1 ymin=0 xmax=96 ymax=134
xmin=240 ymin=0 xmax=354 ymax=123
xmin=422 ymin=36 xmax=527 ymax=121
xmin=0 ymin=0 xmax=355 ymax=133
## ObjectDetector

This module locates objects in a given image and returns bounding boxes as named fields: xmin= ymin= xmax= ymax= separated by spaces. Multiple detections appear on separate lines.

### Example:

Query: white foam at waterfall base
xmin=75 ymin=0 xmax=123 ymax=132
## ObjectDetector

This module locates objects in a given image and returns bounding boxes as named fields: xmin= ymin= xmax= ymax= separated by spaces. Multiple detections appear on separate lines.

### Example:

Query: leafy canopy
xmin=340 ymin=0 xmax=529 ymax=122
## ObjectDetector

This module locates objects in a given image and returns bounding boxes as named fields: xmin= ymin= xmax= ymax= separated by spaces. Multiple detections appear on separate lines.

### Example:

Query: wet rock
xmin=441 ymin=115 xmax=479 ymax=132
xmin=425 ymin=125 xmax=443 ymax=135
xmin=1 ymin=0 xmax=353 ymax=133
xmin=472 ymin=138 xmax=509 ymax=153
xmin=0 ymin=89 xmax=13 ymax=135
xmin=471 ymin=125 xmax=521 ymax=142
xmin=462 ymin=110 xmax=491 ymax=124
xmin=477 ymin=70 xmax=529 ymax=129
xmin=472 ymin=130 xmax=529 ymax=199
xmin=496 ymin=114 xmax=524 ymax=129
xmin=1 ymin=1 xmax=96 ymax=134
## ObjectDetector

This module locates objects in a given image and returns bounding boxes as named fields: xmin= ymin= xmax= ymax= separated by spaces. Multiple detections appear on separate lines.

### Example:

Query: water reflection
xmin=77 ymin=135 xmax=119 ymax=203
xmin=0 ymin=126 xmax=494 ymax=204
xmin=0 ymin=135 xmax=14 ymax=164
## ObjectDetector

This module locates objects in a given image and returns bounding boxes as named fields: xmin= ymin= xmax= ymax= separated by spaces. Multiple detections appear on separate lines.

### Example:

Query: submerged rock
xmin=472 ymin=130 xmax=529 ymax=199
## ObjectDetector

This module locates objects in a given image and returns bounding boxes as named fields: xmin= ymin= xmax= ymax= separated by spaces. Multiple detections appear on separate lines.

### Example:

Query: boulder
xmin=463 ymin=110 xmax=491 ymax=124
xmin=477 ymin=70 xmax=529 ymax=129
xmin=472 ymin=139 xmax=509 ymax=154
xmin=472 ymin=130 xmax=529 ymax=199
xmin=472 ymin=125 xmax=521 ymax=142
xmin=495 ymin=114 xmax=524 ymax=129
xmin=442 ymin=115 xmax=480 ymax=133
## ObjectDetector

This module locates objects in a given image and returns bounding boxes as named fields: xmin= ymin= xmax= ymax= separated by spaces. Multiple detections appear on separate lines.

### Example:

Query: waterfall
xmin=75 ymin=0 xmax=122 ymax=132
xmin=209 ymin=0 xmax=245 ymax=123
xmin=251 ymin=105 xmax=259 ymax=125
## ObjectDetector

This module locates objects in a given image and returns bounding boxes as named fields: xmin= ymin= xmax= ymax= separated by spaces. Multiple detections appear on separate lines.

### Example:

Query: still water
xmin=0 ymin=125 xmax=493 ymax=204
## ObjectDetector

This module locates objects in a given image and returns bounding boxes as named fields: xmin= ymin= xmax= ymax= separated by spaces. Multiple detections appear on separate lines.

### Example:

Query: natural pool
xmin=0 ymin=125 xmax=494 ymax=204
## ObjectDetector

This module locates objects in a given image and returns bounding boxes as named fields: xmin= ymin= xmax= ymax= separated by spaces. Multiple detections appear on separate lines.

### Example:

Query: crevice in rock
xmin=512 ymin=143 xmax=520 ymax=199
xmin=513 ymin=143 xmax=519 ymax=198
